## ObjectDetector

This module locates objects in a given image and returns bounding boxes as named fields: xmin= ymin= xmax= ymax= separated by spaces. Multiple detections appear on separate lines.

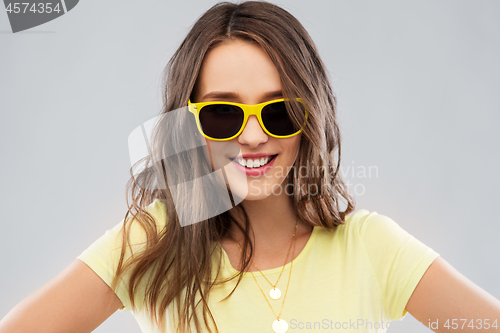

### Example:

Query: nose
xmin=237 ymin=115 xmax=268 ymax=147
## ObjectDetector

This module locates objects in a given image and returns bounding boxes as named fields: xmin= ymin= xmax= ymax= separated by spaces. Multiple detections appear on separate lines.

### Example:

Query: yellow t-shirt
xmin=77 ymin=199 xmax=439 ymax=332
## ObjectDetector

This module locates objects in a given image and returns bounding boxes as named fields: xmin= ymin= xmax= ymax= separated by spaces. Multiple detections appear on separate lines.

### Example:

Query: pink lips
xmin=229 ymin=153 xmax=276 ymax=159
xmin=230 ymin=155 xmax=277 ymax=176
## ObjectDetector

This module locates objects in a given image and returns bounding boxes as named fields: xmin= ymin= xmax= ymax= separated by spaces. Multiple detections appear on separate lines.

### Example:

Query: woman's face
xmin=192 ymin=38 xmax=301 ymax=201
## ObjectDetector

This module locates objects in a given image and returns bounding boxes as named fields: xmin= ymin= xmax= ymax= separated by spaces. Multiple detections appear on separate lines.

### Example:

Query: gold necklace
xmin=230 ymin=219 xmax=298 ymax=299
xmin=249 ymin=221 xmax=297 ymax=300
xmin=231 ymin=219 xmax=298 ymax=333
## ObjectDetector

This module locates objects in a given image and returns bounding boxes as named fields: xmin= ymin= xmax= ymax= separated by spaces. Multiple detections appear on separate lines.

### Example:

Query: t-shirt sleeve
xmin=354 ymin=210 xmax=440 ymax=321
xmin=76 ymin=199 xmax=167 ymax=312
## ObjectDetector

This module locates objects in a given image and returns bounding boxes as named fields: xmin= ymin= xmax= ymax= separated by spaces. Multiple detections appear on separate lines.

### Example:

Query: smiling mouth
xmin=229 ymin=154 xmax=278 ymax=168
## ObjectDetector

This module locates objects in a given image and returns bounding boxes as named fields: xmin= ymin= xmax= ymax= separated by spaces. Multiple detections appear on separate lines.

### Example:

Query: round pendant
xmin=269 ymin=287 xmax=281 ymax=300
xmin=272 ymin=319 xmax=288 ymax=333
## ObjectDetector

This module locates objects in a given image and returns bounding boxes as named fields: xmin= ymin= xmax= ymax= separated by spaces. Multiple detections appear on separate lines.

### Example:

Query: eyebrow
xmin=201 ymin=90 xmax=283 ymax=101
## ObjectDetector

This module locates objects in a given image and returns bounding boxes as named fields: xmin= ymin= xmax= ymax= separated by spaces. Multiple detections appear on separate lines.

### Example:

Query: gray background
xmin=1 ymin=0 xmax=499 ymax=332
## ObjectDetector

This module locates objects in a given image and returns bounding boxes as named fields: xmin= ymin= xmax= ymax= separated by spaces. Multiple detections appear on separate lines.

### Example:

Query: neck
xmin=227 ymin=190 xmax=308 ymax=252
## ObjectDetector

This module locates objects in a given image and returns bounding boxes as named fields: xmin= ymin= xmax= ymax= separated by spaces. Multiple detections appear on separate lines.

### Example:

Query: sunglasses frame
xmin=187 ymin=98 xmax=308 ymax=141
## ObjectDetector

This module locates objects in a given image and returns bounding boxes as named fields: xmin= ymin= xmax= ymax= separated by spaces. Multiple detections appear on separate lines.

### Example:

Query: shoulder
xmin=339 ymin=209 xmax=439 ymax=270
xmin=144 ymin=198 xmax=168 ymax=229
xmin=335 ymin=209 xmax=400 ymax=237
xmin=123 ymin=198 xmax=168 ymax=245
xmin=319 ymin=209 xmax=419 ymax=257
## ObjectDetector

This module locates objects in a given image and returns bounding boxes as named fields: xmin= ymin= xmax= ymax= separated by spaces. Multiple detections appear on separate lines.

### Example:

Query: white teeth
xmin=236 ymin=158 xmax=246 ymax=167
xmin=235 ymin=156 xmax=272 ymax=168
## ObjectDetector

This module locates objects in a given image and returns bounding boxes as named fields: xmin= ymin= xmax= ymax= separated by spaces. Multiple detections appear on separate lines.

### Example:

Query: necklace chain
xmin=251 ymin=223 xmax=297 ymax=289
xmin=231 ymin=218 xmax=298 ymax=321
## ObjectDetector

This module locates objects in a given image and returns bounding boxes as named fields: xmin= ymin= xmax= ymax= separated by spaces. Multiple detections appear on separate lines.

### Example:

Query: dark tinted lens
xmin=199 ymin=104 xmax=244 ymax=139
xmin=261 ymin=101 xmax=303 ymax=136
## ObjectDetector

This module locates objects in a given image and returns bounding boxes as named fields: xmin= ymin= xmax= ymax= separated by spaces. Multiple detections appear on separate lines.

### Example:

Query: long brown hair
xmin=110 ymin=1 xmax=355 ymax=332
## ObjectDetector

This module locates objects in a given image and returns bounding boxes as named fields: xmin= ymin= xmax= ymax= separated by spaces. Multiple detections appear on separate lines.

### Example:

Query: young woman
xmin=1 ymin=1 xmax=499 ymax=333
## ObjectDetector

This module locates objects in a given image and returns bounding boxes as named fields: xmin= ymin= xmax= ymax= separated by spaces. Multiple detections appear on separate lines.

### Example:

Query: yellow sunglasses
xmin=187 ymin=98 xmax=308 ymax=141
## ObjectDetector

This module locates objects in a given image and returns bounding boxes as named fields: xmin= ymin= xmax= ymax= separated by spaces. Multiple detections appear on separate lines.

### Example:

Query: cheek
xmin=276 ymin=136 xmax=301 ymax=171
xmin=288 ymin=135 xmax=301 ymax=159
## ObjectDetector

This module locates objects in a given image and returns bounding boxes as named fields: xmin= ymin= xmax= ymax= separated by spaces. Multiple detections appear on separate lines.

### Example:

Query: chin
xmin=231 ymin=178 xmax=285 ymax=202
xmin=240 ymin=191 xmax=273 ymax=201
